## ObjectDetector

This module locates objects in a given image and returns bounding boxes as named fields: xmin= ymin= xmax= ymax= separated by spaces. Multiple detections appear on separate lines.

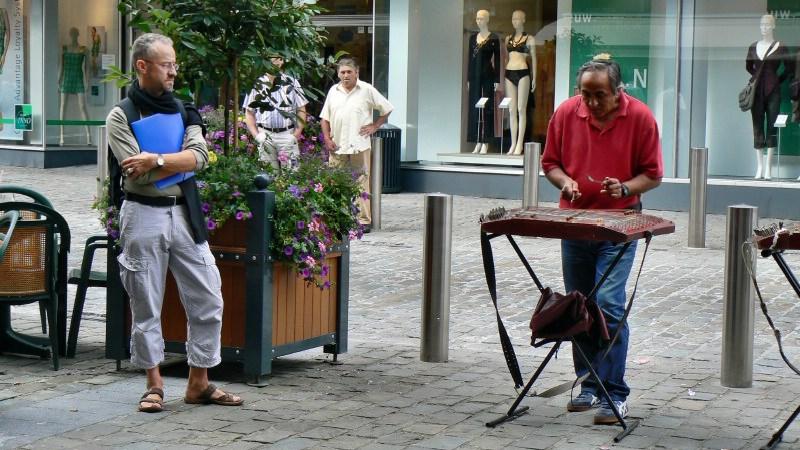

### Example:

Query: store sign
xmin=14 ymin=103 xmax=30 ymax=131
xmin=567 ymin=0 xmax=651 ymax=103
xmin=0 ymin=0 xmax=24 ymax=141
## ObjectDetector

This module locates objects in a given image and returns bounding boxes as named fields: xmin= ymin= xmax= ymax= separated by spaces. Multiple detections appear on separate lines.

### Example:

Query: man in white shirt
xmin=244 ymin=56 xmax=308 ymax=168
xmin=321 ymin=57 xmax=393 ymax=232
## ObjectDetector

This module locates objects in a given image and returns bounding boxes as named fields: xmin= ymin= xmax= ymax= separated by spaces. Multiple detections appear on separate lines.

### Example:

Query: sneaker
xmin=566 ymin=391 xmax=600 ymax=412
xmin=593 ymin=400 xmax=628 ymax=425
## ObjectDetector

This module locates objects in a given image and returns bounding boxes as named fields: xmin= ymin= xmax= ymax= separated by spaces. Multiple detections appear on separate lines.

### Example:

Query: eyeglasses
xmin=144 ymin=60 xmax=180 ymax=71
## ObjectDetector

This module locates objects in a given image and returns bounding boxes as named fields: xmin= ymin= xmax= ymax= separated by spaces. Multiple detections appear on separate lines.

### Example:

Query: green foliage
xmin=117 ymin=0 xmax=336 ymax=153
xmin=270 ymin=152 xmax=364 ymax=288
xmin=197 ymin=107 xmax=363 ymax=288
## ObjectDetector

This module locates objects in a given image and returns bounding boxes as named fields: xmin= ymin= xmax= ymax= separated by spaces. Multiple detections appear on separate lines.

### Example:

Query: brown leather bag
xmin=529 ymin=287 xmax=610 ymax=343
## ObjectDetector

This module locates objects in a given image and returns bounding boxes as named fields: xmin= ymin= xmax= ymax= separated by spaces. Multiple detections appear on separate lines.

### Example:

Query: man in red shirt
xmin=541 ymin=56 xmax=663 ymax=424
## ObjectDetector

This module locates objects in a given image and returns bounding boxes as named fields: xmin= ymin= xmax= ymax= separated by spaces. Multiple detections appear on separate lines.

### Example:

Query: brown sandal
xmin=184 ymin=383 xmax=243 ymax=406
xmin=138 ymin=387 xmax=164 ymax=413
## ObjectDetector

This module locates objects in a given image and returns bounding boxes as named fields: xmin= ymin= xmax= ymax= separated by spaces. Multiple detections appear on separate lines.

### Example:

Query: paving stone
xmin=241 ymin=427 xmax=294 ymax=444
xmin=2 ymin=166 xmax=800 ymax=449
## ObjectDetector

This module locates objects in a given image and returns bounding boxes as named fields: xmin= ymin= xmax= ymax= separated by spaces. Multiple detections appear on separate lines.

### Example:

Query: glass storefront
xmin=368 ymin=0 xmax=799 ymax=183
xmin=0 ymin=0 xmax=118 ymax=155
xmin=384 ymin=0 xmax=680 ymax=174
xmin=690 ymin=0 xmax=799 ymax=180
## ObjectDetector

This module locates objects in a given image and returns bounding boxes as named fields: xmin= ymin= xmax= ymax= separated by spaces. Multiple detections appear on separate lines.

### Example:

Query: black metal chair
xmin=66 ymin=234 xmax=109 ymax=357
xmin=0 ymin=201 xmax=70 ymax=370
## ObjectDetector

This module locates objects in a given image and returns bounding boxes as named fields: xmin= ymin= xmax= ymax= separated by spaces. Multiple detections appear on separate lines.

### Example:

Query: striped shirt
xmin=243 ymin=74 xmax=308 ymax=129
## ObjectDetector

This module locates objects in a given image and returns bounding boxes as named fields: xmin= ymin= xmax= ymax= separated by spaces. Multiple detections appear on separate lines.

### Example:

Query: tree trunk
xmin=232 ymin=56 xmax=240 ymax=152
xmin=221 ymin=76 xmax=230 ymax=155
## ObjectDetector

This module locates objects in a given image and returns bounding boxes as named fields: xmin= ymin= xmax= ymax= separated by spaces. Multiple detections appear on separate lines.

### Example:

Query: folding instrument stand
xmin=757 ymin=246 xmax=800 ymax=450
xmin=481 ymin=231 xmax=641 ymax=443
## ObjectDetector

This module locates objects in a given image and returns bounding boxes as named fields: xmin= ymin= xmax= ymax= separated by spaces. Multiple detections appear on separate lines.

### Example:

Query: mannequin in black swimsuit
xmin=504 ymin=10 xmax=536 ymax=156
xmin=468 ymin=9 xmax=500 ymax=154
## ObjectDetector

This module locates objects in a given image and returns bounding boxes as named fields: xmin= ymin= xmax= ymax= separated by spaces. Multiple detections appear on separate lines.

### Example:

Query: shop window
xmin=693 ymin=0 xmax=800 ymax=180
xmin=51 ymin=0 xmax=118 ymax=147
xmin=0 ymin=0 xmax=28 ymax=143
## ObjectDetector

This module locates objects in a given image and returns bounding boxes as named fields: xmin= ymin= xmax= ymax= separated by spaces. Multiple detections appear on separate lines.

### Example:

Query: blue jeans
xmin=561 ymin=239 xmax=637 ymax=402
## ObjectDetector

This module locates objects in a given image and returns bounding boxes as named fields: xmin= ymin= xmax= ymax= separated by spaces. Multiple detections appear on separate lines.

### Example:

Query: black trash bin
xmin=375 ymin=124 xmax=402 ymax=193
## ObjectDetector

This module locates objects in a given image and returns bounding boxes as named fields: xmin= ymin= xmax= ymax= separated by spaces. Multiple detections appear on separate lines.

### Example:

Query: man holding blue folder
xmin=106 ymin=33 xmax=243 ymax=413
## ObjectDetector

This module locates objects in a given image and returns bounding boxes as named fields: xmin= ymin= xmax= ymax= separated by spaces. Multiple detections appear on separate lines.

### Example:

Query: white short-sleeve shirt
xmin=320 ymin=80 xmax=393 ymax=154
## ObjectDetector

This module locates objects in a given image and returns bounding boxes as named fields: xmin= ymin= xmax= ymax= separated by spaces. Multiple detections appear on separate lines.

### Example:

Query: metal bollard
xmin=370 ymin=136 xmax=383 ymax=231
xmin=421 ymin=193 xmax=452 ymax=362
xmin=522 ymin=142 xmax=541 ymax=208
xmin=688 ymin=147 xmax=708 ymax=248
xmin=96 ymin=125 xmax=108 ymax=200
xmin=721 ymin=204 xmax=758 ymax=388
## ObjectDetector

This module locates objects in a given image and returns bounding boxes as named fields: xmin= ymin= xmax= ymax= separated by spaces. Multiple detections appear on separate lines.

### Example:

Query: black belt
xmin=125 ymin=192 xmax=185 ymax=207
xmin=260 ymin=125 xmax=293 ymax=133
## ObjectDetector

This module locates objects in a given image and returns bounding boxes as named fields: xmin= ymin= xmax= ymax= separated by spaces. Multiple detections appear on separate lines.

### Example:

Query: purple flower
xmin=247 ymin=211 xmax=253 ymax=219
xmin=197 ymin=181 xmax=207 ymax=189
xmin=322 ymin=281 xmax=331 ymax=289
xmin=301 ymin=268 xmax=311 ymax=278
xmin=321 ymin=264 xmax=329 ymax=276
xmin=284 ymin=245 xmax=294 ymax=256
xmin=314 ymin=183 xmax=323 ymax=193
xmin=278 ymin=150 xmax=289 ymax=164
xmin=296 ymin=220 xmax=305 ymax=230
xmin=202 ymin=202 xmax=211 ymax=214
xmin=360 ymin=191 xmax=370 ymax=201
xmin=109 ymin=229 xmax=120 ymax=240
xmin=207 ymin=219 xmax=217 ymax=230
xmin=288 ymin=184 xmax=303 ymax=199
xmin=232 ymin=191 xmax=242 ymax=198
xmin=235 ymin=211 xmax=245 ymax=221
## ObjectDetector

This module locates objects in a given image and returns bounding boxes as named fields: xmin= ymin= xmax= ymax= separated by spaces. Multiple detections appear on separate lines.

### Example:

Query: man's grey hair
xmin=131 ymin=33 xmax=173 ymax=71
xmin=576 ymin=58 xmax=623 ymax=91
xmin=337 ymin=57 xmax=359 ymax=71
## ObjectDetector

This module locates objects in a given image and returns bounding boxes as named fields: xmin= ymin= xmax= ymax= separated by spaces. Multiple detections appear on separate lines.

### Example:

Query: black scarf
xmin=128 ymin=79 xmax=205 ymax=132
xmin=125 ymin=79 xmax=209 ymax=244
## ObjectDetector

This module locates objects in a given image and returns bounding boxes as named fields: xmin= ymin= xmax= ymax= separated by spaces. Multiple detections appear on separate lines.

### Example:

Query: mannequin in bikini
xmin=467 ymin=9 xmax=500 ymax=154
xmin=59 ymin=27 xmax=92 ymax=145
xmin=504 ymin=10 xmax=536 ymax=156
xmin=746 ymin=14 xmax=790 ymax=180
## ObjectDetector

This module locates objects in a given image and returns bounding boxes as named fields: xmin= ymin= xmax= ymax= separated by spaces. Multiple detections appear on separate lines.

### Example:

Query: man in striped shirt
xmin=244 ymin=56 xmax=308 ymax=168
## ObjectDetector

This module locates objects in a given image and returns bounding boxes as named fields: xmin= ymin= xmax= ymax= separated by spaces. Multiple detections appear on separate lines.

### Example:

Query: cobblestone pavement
xmin=1 ymin=165 xmax=800 ymax=449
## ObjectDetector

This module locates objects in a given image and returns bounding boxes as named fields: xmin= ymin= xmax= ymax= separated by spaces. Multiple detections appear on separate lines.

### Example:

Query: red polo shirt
xmin=541 ymin=92 xmax=663 ymax=210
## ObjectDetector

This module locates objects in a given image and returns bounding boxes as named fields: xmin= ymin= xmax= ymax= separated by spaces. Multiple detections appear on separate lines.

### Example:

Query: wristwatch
xmin=156 ymin=154 xmax=165 ymax=168
xmin=620 ymin=183 xmax=630 ymax=198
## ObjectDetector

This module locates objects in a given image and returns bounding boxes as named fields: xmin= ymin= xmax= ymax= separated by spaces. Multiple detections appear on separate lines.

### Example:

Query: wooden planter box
xmin=105 ymin=190 xmax=350 ymax=382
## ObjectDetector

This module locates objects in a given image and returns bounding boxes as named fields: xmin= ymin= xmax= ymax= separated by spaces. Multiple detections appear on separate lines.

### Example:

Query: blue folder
xmin=130 ymin=112 xmax=194 ymax=189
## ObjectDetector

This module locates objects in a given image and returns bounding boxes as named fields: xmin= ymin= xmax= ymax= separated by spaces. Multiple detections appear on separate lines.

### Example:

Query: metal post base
xmin=247 ymin=376 xmax=270 ymax=388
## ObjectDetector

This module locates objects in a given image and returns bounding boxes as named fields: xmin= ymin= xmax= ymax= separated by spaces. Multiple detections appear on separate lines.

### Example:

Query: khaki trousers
xmin=329 ymin=148 xmax=371 ymax=225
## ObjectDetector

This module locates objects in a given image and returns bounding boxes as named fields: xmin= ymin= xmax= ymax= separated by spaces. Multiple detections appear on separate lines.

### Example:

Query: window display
xmin=503 ymin=10 xmax=536 ymax=155
xmin=59 ymin=26 xmax=91 ymax=145
xmin=0 ymin=0 xmax=23 ymax=142
xmin=467 ymin=9 xmax=500 ymax=154
xmin=746 ymin=14 xmax=792 ymax=180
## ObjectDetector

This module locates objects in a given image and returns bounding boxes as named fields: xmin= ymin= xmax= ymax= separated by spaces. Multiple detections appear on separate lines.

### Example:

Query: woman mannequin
xmin=504 ymin=10 xmax=536 ymax=155
xmin=58 ymin=27 xmax=91 ymax=145
xmin=89 ymin=26 xmax=101 ymax=77
xmin=746 ymin=14 xmax=790 ymax=180
xmin=467 ymin=9 xmax=500 ymax=154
